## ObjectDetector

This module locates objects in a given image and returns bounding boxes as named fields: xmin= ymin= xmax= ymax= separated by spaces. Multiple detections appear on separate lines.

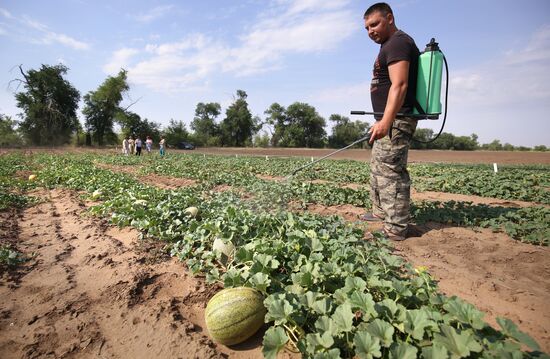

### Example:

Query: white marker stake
xmin=311 ymin=157 xmax=314 ymax=162
xmin=266 ymin=156 xmax=268 ymax=160
xmin=493 ymin=163 xmax=498 ymax=173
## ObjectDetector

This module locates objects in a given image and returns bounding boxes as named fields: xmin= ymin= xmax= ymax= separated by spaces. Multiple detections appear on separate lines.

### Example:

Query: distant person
xmin=122 ymin=137 xmax=129 ymax=156
xmin=135 ymin=137 xmax=142 ymax=156
xmin=361 ymin=2 xmax=420 ymax=241
xmin=159 ymin=137 xmax=166 ymax=157
xmin=145 ymin=136 xmax=153 ymax=154
xmin=128 ymin=136 xmax=135 ymax=155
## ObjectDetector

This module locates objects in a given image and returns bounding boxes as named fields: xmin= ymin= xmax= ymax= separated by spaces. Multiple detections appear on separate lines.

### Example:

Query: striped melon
xmin=205 ymin=287 xmax=266 ymax=346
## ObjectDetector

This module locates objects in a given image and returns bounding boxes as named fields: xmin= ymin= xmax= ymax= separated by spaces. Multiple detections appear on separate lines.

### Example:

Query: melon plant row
xmin=9 ymin=152 xmax=547 ymax=358
xmin=94 ymin=153 xmax=550 ymax=245
xmin=99 ymin=153 xmax=550 ymax=204
xmin=0 ymin=154 xmax=38 ymax=210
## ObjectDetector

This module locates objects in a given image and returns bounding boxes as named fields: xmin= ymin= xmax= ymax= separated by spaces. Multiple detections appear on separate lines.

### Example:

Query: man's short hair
xmin=364 ymin=2 xmax=393 ymax=19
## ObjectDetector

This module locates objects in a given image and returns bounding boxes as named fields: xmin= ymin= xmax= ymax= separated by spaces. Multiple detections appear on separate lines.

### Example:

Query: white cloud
xmin=450 ymin=25 xmax=550 ymax=107
xmin=134 ymin=5 xmax=175 ymax=23
xmin=3 ymin=13 xmax=90 ymax=50
xmin=283 ymin=0 xmax=351 ymax=16
xmin=314 ymin=81 xmax=370 ymax=104
xmin=103 ymin=48 xmax=140 ymax=74
xmin=0 ymin=8 xmax=14 ymax=19
xmin=43 ymin=32 xmax=90 ymax=50
xmin=504 ymin=24 xmax=550 ymax=65
xmin=226 ymin=11 xmax=355 ymax=76
xmin=107 ymin=0 xmax=357 ymax=92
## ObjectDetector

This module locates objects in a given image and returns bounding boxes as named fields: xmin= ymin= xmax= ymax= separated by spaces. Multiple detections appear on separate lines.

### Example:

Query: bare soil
xmin=1 ymin=148 xmax=549 ymax=357
xmin=0 ymin=189 xmax=284 ymax=359
xmin=94 ymin=163 xmax=198 ymax=190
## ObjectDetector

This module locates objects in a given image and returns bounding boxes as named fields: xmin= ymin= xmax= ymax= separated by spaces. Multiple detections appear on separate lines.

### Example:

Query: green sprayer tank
xmin=414 ymin=38 xmax=444 ymax=119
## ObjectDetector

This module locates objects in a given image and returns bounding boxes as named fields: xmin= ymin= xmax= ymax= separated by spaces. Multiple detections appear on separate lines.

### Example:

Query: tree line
xmin=1 ymin=64 xmax=548 ymax=152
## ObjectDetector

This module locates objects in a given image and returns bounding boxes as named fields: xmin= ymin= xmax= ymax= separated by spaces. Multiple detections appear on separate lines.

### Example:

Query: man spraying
xmin=362 ymin=2 xmax=420 ymax=241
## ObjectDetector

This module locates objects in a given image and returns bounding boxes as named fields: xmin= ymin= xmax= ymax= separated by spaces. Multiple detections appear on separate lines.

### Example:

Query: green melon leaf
xmin=366 ymin=319 xmax=394 ymax=348
xmin=331 ymin=302 xmax=354 ymax=333
xmin=312 ymin=297 xmax=333 ymax=315
xmin=433 ymin=324 xmax=482 ymax=357
xmin=249 ymin=272 xmax=271 ymax=293
xmin=313 ymin=348 xmax=341 ymax=359
xmin=265 ymin=298 xmax=294 ymax=325
xmin=389 ymin=342 xmax=417 ymax=359
xmin=421 ymin=344 xmax=449 ymax=359
xmin=306 ymin=331 xmax=335 ymax=350
xmin=353 ymin=331 xmax=382 ymax=359
xmin=443 ymin=297 xmax=486 ymax=330
xmin=262 ymin=326 xmax=289 ymax=359
xmin=315 ymin=316 xmax=337 ymax=336
xmin=496 ymin=317 xmax=540 ymax=351
xmin=349 ymin=291 xmax=377 ymax=321
xmin=404 ymin=308 xmax=435 ymax=341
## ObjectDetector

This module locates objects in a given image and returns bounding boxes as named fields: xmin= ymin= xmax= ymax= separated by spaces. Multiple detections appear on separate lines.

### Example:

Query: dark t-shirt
xmin=370 ymin=30 xmax=420 ymax=119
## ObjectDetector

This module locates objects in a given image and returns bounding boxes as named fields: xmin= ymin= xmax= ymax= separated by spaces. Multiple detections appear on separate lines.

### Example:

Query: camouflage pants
xmin=370 ymin=118 xmax=417 ymax=236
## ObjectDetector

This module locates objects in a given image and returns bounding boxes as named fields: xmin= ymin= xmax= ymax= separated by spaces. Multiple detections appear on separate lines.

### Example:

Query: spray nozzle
xmin=425 ymin=38 xmax=440 ymax=52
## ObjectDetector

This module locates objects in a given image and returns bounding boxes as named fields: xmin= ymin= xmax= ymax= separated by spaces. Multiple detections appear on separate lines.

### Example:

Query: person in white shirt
xmin=135 ymin=137 xmax=143 ymax=156
xmin=145 ymin=136 xmax=153 ymax=154
xmin=122 ymin=137 xmax=130 ymax=156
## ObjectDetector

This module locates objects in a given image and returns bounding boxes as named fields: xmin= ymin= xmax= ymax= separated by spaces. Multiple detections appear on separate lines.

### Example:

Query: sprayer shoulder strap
xmin=413 ymin=99 xmax=426 ymax=115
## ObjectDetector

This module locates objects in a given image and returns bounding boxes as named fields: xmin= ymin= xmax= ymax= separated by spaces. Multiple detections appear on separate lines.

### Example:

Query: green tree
xmin=253 ymin=132 xmax=270 ymax=148
xmin=220 ymin=90 xmax=258 ymax=146
xmin=263 ymin=103 xmax=287 ymax=146
xmin=116 ymin=110 xmax=161 ymax=142
xmin=483 ymin=139 xmax=503 ymax=151
xmin=451 ymin=134 xmax=478 ymax=150
xmin=533 ymin=145 xmax=547 ymax=152
xmin=82 ymin=70 xmax=129 ymax=146
xmin=162 ymin=119 xmax=190 ymax=146
xmin=410 ymin=128 xmax=434 ymax=149
xmin=191 ymin=102 xmax=221 ymax=146
xmin=430 ymin=132 xmax=456 ymax=150
xmin=14 ymin=64 xmax=80 ymax=145
xmin=269 ymin=102 xmax=326 ymax=148
xmin=327 ymin=114 xmax=369 ymax=148
xmin=0 ymin=114 xmax=23 ymax=147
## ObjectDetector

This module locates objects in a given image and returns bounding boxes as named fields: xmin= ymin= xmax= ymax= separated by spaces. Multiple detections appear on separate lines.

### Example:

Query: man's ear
xmin=387 ymin=13 xmax=394 ymax=25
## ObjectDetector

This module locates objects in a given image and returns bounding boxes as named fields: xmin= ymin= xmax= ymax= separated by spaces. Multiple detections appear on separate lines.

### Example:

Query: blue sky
xmin=1 ymin=0 xmax=549 ymax=146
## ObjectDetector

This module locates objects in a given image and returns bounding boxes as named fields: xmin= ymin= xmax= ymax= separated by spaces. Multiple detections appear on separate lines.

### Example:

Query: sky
xmin=1 ymin=0 xmax=549 ymax=147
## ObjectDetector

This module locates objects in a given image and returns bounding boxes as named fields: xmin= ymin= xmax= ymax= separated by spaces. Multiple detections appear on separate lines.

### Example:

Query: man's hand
xmin=369 ymin=120 xmax=392 ymax=144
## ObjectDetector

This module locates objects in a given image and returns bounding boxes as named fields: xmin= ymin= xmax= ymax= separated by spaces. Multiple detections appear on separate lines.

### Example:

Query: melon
xmin=205 ymin=287 xmax=266 ymax=346
xmin=184 ymin=206 xmax=199 ymax=217
xmin=212 ymin=237 xmax=235 ymax=263
xmin=28 ymin=174 xmax=37 ymax=181
xmin=134 ymin=199 xmax=147 ymax=207
xmin=91 ymin=189 xmax=102 ymax=200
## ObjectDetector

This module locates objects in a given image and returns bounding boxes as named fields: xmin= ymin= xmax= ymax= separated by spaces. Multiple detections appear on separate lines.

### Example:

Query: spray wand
xmin=284 ymin=133 xmax=371 ymax=181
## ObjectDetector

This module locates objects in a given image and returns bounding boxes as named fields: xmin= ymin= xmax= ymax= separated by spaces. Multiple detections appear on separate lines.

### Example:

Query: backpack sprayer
xmin=285 ymin=38 xmax=448 ymax=180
